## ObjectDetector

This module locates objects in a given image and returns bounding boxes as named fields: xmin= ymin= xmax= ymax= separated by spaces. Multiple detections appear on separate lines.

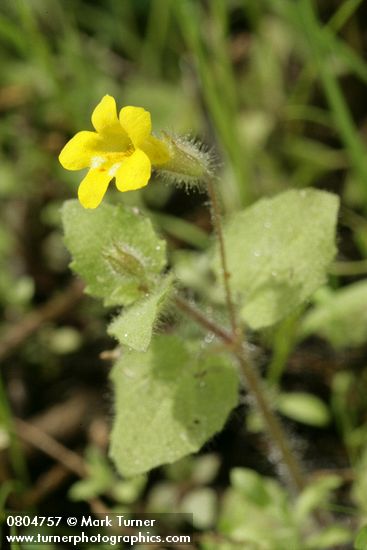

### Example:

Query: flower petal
xmin=141 ymin=135 xmax=170 ymax=165
xmin=78 ymin=168 xmax=111 ymax=209
xmin=119 ymin=106 xmax=151 ymax=148
xmin=115 ymin=149 xmax=151 ymax=192
xmin=91 ymin=95 xmax=118 ymax=133
xmin=59 ymin=131 xmax=105 ymax=170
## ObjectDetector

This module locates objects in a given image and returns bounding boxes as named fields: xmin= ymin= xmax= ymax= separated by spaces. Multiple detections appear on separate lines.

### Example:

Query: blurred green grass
xmin=1 ymin=0 xmax=367 ymax=210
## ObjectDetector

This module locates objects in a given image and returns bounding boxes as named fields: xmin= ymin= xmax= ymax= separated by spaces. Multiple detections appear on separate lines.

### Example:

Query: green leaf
xmin=307 ymin=526 xmax=352 ymax=549
xmin=173 ymin=250 xmax=219 ymax=302
xmin=191 ymin=454 xmax=220 ymax=485
xmin=68 ymin=446 xmax=113 ymax=501
xmin=108 ymin=275 xmax=172 ymax=351
xmin=355 ymin=525 xmax=367 ymax=550
xmin=295 ymin=474 xmax=342 ymax=523
xmin=62 ymin=200 xmax=166 ymax=306
xmin=230 ymin=468 xmax=271 ymax=507
xmin=214 ymin=189 xmax=339 ymax=329
xmin=109 ymin=335 xmax=238 ymax=477
xmin=300 ymin=280 xmax=367 ymax=348
xmin=112 ymin=475 xmax=147 ymax=504
xmin=152 ymin=212 xmax=210 ymax=249
xmin=218 ymin=468 xmax=297 ymax=548
xmin=277 ymin=392 xmax=331 ymax=427
xmin=180 ymin=488 xmax=217 ymax=529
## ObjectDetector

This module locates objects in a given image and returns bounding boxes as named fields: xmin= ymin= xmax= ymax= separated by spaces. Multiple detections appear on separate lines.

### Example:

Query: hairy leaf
xmin=62 ymin=200 xmax=166 ymax=306
xmin=109 ymin=336 xmax=238 ymax=477
xmin=108 ymin=275 xmax=173 ymax=351
xmin=214 ymin=189 xmax=339 ymax=329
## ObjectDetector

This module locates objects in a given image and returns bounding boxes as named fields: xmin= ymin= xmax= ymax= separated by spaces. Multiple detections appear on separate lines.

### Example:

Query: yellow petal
xmin=115 ymin=149 xmax=151 ymax=192
xmin=78 ymin=168 xmax=111 ymax=209
xmin=119 ymin=106 xmax=151 ymax=148
xmin=141 ymin=135 xmax=170 ymax=166
xmin=91 ymin=95 xmax=118 ymax=133
xmin=59 ymin=131 xmax=105 ymax=170
xmin=91 ymin=96 xmax=130 ymax=151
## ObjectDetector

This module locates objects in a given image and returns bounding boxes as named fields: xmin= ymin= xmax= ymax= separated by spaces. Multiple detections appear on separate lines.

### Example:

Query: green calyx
xmin=157 ymin=132 xmax=213 ymax=187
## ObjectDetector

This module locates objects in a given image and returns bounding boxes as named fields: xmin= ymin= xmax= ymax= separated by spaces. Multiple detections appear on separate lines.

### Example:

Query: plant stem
xmin=200 ymin=175 xmax=306 ymax=493
xmin=330 ymin=259 xmax=367 ymax=276
xmin=175 ymin=295 xmax=234 ymax=345
xmin=206 ymin=177 xmax=239 ymax=339
xmin=174 ymin=295 xmax=306 ymax=493
xmin=236 ymin=352 xmax=306 ymax=493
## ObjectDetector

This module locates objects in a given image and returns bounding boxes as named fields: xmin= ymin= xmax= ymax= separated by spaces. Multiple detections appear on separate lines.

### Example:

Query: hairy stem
xmin=203 ymin=176 xmax=306 ymax=492
xmin=235 ymin=352 xmax=306 ymax=492
xmin=175 ymin=295 xmax=306 ymax=493
xmin=206 ymin=177 xmax=239 ymax=338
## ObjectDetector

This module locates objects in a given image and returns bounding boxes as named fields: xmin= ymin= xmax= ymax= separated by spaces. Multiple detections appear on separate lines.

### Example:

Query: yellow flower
xmin=59 ymin=95 xmax=169 ymax=208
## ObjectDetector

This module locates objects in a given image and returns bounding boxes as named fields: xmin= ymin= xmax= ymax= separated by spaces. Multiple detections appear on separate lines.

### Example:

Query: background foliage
xmin=2 ymin=0 xmax=367 ymax=548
